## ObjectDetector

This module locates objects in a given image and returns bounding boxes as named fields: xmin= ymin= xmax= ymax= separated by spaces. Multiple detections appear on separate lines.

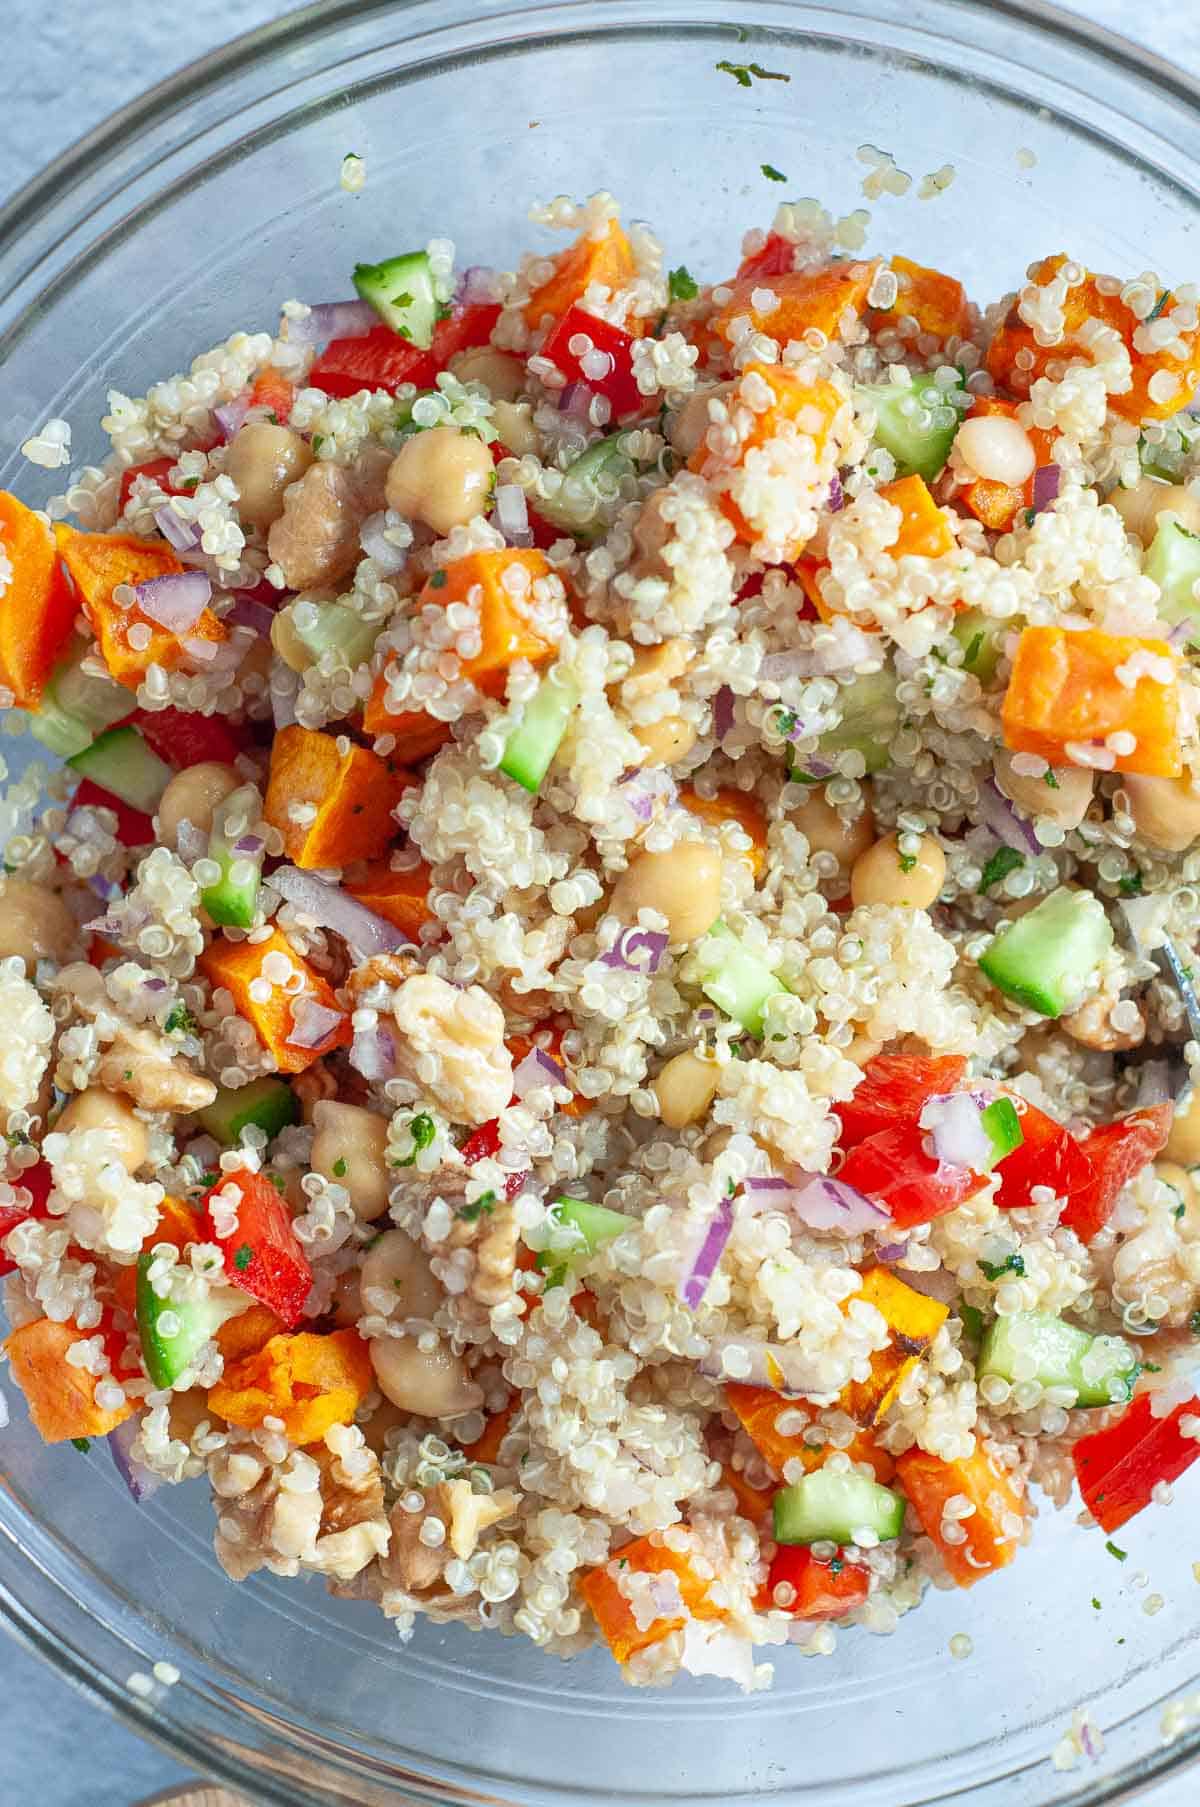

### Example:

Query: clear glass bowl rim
xmin=1 ymin=1 xmax=1200 ymax=1802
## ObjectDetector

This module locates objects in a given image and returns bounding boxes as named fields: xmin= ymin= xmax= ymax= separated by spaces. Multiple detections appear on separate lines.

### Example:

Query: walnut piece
xmin=267 ymin=446 xmax=391 ymax=590
xmin=436 ymin=1478 xmax=519 ymax=1561
xmin=390 ymin=972 xmax=513 ymax=1124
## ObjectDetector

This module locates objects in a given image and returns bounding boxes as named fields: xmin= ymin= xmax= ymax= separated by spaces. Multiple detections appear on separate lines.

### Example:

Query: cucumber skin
xmin=198 ymin=1077 xmax=297 ymax=1146
xmin=353 ymin=252 xmax=439 ymax=349
xmin=862 ymin=375 xmax=962 ymax=482
xmin=773 ymin=1472 xmax=905 ymax=1546
xmin=499 ymin=676 xmax=579 ymax=793
xmin=978 ymin=888 xmax=1113 ymax=1019
xmin=1144 ymin=518 xmax=1200 ymax=642
xmin=700 ymin=923 xmax=786 ymax=1036
xmin=67 ymin=726 xmax=173 ymax=814
xmin=135 ymin=1253 xmax=217 ymax=1388
xmin=978 ymin=1311 xmax=1137 ymax=1408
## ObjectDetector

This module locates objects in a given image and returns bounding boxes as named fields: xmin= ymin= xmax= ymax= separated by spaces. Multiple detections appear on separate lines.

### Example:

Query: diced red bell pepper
xmin=540 ymin=304 xmax=644 ymax=419
xmin=523 ymin=505 xmax=564 ymax=550
xmin=1059 ymin=1105 xmax=1172 ymax=1244
xmin=431 ymin=301 xmax=502 ymax=366
xmin=200 ymin=1169 xmax=313 ymax=1330
xmin=118 ymin=457 xmax=181 ymax=512
xmin=457 ymin=1119 xmax=526 ymax=1200
xmin=757 ymin=1544 xmax=870 ymax=1619
xmin=1073 ymin=1390 xmax=1200 ymax=1533
xmin=126 ymin=706 xmax=248 ymax=770
xmin=71 ymin=776 xmax=156 ymax=847
xmin=0 ymin=1160 xmax=53 ymax=1277
xmin=837 ymin=1119 xmax=982 ymax=1229
xmin=835 ymin=1054 xmax=968 ymax=1149
xmin=247 ymin=367 xmax=295 ymax=424
xmin=309 ymin=324 xmax=437 ymax=398
xmin=993 ymin=1096 xmax=1094 ymax=1214
xmin=736 ymin=232 xmax=796 ymax=282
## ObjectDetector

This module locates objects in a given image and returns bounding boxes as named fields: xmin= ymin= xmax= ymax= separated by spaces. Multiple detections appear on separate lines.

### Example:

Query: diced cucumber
xmin=136 ymin=1253 xmax=237 ymax=1389
xmin=792 ymin=668 xmax=900 ymax=780
xmin=978 ymin=1311 xmax=1138 ymax=1407
xmin=500 ymin=672 xmax=579 ymax=793
xmin=285 ymin=599 xmax=383 ymax=672
xmin=952 ymin=608 xmax=1010 ymax=685
xmin=979 ymin=886 xmax=1113 ymax=1018
xmin=67 ymin=726 xmax=172 ymax=813
xmin=200 ymin=783 xmax=262 ymax=929
xmin=534 ymin=434 xmax=636 ymax=539
xmin=773 ymin=1470 xmax=906 ymax=1546
xmin=197 ymin=1076 xmax=297 ymax=1146
xmin=698 ymin=921 xmax=789 ymax=1037
xmin=538 ymin=1195 xmax=634 ymax=1285
xmin=1144 ymin=518 xmax=1200 ymax=646
xmin=980 ymin=1097 xmax=1024 ymax=1167
xmin=858 ymin=373 xmax=966 ymax=482
xmin=29 ymin=643 xmax=131 ymax=758
xmin=353 ymin=250 xmax=445 ymax=349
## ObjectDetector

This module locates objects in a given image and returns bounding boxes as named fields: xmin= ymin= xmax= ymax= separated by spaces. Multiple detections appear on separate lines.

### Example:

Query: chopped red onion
xmin=350 ymin=1023 xmax=399 ymax=1083
xmin=617 ymin=765 xmax=677 ymax=823
xmin=979 ymin=777 xmax=1040 ymax=855
xmin=174 ymin=820 xmax=208 ymax=864
xmin=679 ymin=1193 xmax=735 ymax=1309
xmin=826 ymin=472 xmax=845 ymax=512
xmin=283 ymin=300 xmax=378 ymax=347
xmin=1031 ymin=464 xmax=1061 ymax=516
xmin=141 ymin=975 xmax=169 ymax=993
xmin=760 ymin=629 xmax=876 ymax=681
xmin=713 ymin=685 xmax=735 ymax=742
xmin=512 ymin=1046 xmax=568 ymax=1099
xmin=87 ymin=873 xmax=123 ymax=902
xmin=133 ymin=571 xmax=212 ymax=634
xmin=272 ymin=864 xmax=408 ymax=958
xmin=154 ymin=504 xmax=200 ymax=552
xmin=698 ymin=1337 xmax=829 ymax=1397
xmin=919 ymin=1092 xmax=991 ymax=1173
xmin=874 ymin=1240 xmax=909 ymax=1263
xmin=897 ymin=1264 xmax=963 ymax=1304
xmin=213 ymin=396 xmax=250 ymax=442
xmin=559 ymin=381 xmax=595 ymax=418
xmin=458 ymin=266 xmax=503 ymax=306
xmin=109 ymin=1416 xmax=162 ymax=1504
xmin=788 ymin=1175 xmax=889 ymax=1236
xmin=1079 ymin=1721 xmax=1101 ymax=1764
xmin=227 ymin=593 xmax=277 ymax=638
xmin=286 ymin=994 xmax=346 ymax=1050
xmin=600 ymin=926 xmax=669 ymax=974
xmin=233 ymin=834 xmax=264 ymax=856
xmin=359 ymin=511 xmax=410 ymax=575
xmin=493 ymin=484 xmax=533 ymax=548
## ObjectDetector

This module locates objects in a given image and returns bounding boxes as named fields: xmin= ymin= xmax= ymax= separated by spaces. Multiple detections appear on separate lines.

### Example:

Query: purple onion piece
xmin=272 ymin=864 xmax=408 ymax=959
xmin=142 ymin=975 xmax=169 ymax=993
xmin=133 ymin=570 xmax=212 ymax=634
xmin=559 ymin=381 xmax=595 ymax=418
xmin=109 ymin=1417 xmax=162 ymax=1504
xmin=212 ymin=396 xmax=250 ymax=442
xmin=493 ymin=484 xmax=532 ymax=548
xmin=286 ymin=995 xmax=346 ymax=1050
xmin=227 ymin=594 xmax=277 ymax=638
xmin=283 ymin=300 xmax=379 ymax=347
xmin=600 ymin=926 xmax=669 ymax=974
xmin=350 ymin=1024 xmax=398 ymax=1083
xmin=713 ymin=685 xmax=735 ymax=742
xmin=458 ymin=266 xmax=503 ymax=307
xmin=789 ymin=1176 xmax=889 ymax=1236
xmin=174 ymin=819 xmax=208 ymax=865
xmin=233 ymin=834 xmax=264 ymax=856
xmin=154 ymin=504 xmax=200 ymax=551
xmin=512 ymin=1046 xmax=568 ymax=1099
xmin=680 ymin=1194 xmax=735 ymax=1310
xmin=979 ymin=777 xmax=1040 ymax=855
xmin=826 ymin=471 xmax=845 ymax=513
xmin=1031 ymin=464 xmax=1061 ymax=516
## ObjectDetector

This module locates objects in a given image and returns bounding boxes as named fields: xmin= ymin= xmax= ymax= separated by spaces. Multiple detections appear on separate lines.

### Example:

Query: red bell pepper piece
xmin=993 ymin=1096 xmax=1094 ymax=1214
xmin=540 ymin=304 xmax=644 ymax=419
xmin=200 ymin=1169 xmax=313 ymax=1329
xmin=1073 ymin=1390 xmax=1200 ymax=1533
xmin=457 ymin=1119 xmax=526 ymax=1200
xmin=309 ymin=324 xmax=437 ymax=398
xmin=1057 ymin=1105 xmax=1172 ymax=1243
xmin=118 ymin=457 xmax=181 ymax=512
xmin=126 ymin=706 xmax=248 ymax=770
xmin=758 ymin=1544 xmax=870 ymax=1619
xmin=0 ymin=1160 xmax=53 ymax=1277
xmin=431 ymin=301 xmax=502 ymax=366
xmin=247 ymin=367 xmax=295 ymax=424
xmin=835 ymin=1054 xmax=968 ymax=1149
xmin=737 ymin=232 xmax=796 ymax=282
xmin=71 ymin=776 xmax=156 ymax=847
xmin=837 ymin=1119 xmax=982 ymax=1229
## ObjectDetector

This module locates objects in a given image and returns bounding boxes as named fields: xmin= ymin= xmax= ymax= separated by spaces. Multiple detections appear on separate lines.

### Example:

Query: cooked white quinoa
xmin=2 ymin=193 xmax=1200 ymax=1691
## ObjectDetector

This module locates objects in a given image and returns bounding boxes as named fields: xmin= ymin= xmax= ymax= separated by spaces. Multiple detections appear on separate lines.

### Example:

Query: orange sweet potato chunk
xmin=711 ymin=261 xmax=879 ymax=349
xmin=54 ymin=524 xmax=228 ymax=688
xmin=1001 ymin=625 xmax=1181 ymax=777
xmin=897 ymin=1444 xmax=1028 ymax=1587
xmin=207 ymin=1327 xmax=373 ymax=1445
xmin=345 ymin=856 xmax=434 ymax=941
xmin=0 ymin=491 xmax=78 ymax=705
xmin=878 ymin=474 xmax=955 ymax=559
xmin=524 ymin=219 xmax=637 ymax=329
xmin=263 ymin=724 xmax=411 ymax=869
xmin=580 ymin=1533 xmax=726 ymax=1664
xmin=4 ymin=1317 xmax=133 ymax=1442
xmin=886 ymin=255 xmax=970 ymax=341
xmin=725 ymin=1383 xmax=896 ymax=1485
xmin=199 ymin=927 xmax=351 ymax=1075
xmin=679 ymin=785 xmax=768 ymax=877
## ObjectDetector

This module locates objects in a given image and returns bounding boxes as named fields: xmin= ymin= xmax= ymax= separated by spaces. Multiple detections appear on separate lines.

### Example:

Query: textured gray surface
xmin=2 ymin=1 xmax=1198 ymax=1802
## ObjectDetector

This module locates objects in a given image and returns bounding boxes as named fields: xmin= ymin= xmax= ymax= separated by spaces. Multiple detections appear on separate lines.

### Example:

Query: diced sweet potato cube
xmin=345 ymin=856 xmax=434 ymax=941
xmin=263 ymin=724 xmax=410 ymax=869
xmin=4 ymin=1317 xmax=133 ymax=1442
xmin=897 ymin=1443 xmax=1028 ymax=1587
xmin=199 ymin=927 xmax=351 ymax=1074
xmin=580 ymin=1533 xmax=725 ymax=1663
xmin=878 ymin=474 xmax=955 ymax=559
xmin=711 ymin=261 xmax=879 ymax=349
xmin=0 ymin=491 xmax=78 ymax=705
xmin=1001 ymin=625 xmax=1180 ymax=777
xmin=207 ymin=1328 xmax=373 ymax=1445
xmin=524 ymin=218 xmax=637 ymax=329
xmin=54 ymin=524 xmax=228 ymax=688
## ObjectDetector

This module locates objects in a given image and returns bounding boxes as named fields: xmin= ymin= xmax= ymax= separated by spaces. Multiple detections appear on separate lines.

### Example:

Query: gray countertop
xmin=3 ymin=1 xmax=1198 ymax=1802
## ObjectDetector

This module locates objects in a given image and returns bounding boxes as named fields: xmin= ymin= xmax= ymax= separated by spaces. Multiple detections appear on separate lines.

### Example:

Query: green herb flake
xmin=715 ymin=59 xmax=791 ymax=87
xmin=70 ymin=1437 xmax=91 ymax=1453
xmin=963 ymin=631 xmax=984 ymax=668
xmin=1105 ymin=1539 xmax=1128 ymax=1562
xmin=668 ymin=266 xmax=699 ymax=302
xmin=311 ymin=435 xmax=325 ymax=453
xmin=233 ymin=1243 xmax=254 ymax=1272
xmin=829 ymin=1556 xmax=845 ymax=1575
xmin=164 ymin=1003 xmax=196 ymax=1036
xmin=898 ymin=852 xmax=918 ymax=875
xmin=959 ymin=1303 xmax=984 ymax=1344
xmin=1024 ymin=506 xmax=1036 ymax=527
xmin=199 ymin=1170 xmax=219 ymax=1188
xmin=332 ymin=1157 xmax=348 ymax=1178
xmin=978 ymin=1251 xmax=1026 ymax=1282
xmin=429 ymin=569 xmax=448 ymax=589
xmin=761 ymin=163 xmax=788 ymax=183
xmin=1147 ymin=290 xmax=1171 ymax=323
xmin=1091 ymin=1596 xmax=1102 ymax=1610
xmin=978 ymin=847 xmax=1025 ymax=894
xmin=269 ymin=1172 xmax=287 ymax=1195
xmin=457 ymin=1191 xmax=497 ymax=1223
xmin=397 ymin=1112 xmax=437 ymax=1167
xmin=1119 ymin=872 xmax=1144 ymax=898
xmin=1043 ymin=769 xmax=1060 ymax=789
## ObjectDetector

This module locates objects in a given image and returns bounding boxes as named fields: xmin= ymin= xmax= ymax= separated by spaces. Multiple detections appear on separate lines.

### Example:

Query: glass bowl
xmin=2 ymin=2 xmax=1200 ymax=1802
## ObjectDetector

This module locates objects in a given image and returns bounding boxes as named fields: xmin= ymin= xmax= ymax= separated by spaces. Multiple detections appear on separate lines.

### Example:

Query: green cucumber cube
xmin=773 ymin=1470 xmax=906 ymax=1546
xmin=979 ymin=886 xmax=1113 ymax=1018
xmin=286 ymin=599 xmax=383 ymax=672
xmin=980 ymin=1097 xmax=1024 ymax=1167
xmin=199 ymin=783 xmax=263 ymax=929
xmin=793 ymin=668 xmax=899 ymax=780
xmin=136 ymin=1253 xmax=237 ymax=1389
xmin=30 ymin=642 xmax=131 ymax=757
xmin=858 ymin=373 xmax=965 ymax=482
xmin=698 ymin=922 xmax=788 ymax=1036
xmin=353 ymin=250 xmax=444 ymax=349
xmin=978 ymin=1311 xmax=1137 ymax=1407
xmin=952 ymin=608 xmax=1011 ymax=685
xmin=67 ymin=725 xmax=173 ymax=813
xmin=534 ymin=434 xmax=636 ymax=539
xmin=197 ymin=1076 xmax=297 ymax=1146
xmin=1144 ymin=518 xmax=1200 ymax=646
xmin=500 ymin=673 xmax=579 ymax=793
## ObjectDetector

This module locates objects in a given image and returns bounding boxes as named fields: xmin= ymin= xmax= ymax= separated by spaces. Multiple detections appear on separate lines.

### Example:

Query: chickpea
xmin=1122 ymin=773 xmax=1200 ymax=853
xmin=844 ymin=1034 xmax=884 ymax=1066
xmin=955 ymin=415 xmax=1037 ymax=486
xmin=618 ymin=638 xmax=693 ymax=703
xmin=1060 ymin=990 xmax=1146 ymax=1052
xmin=156 ymin=762 xmax=241 ymax=851
xmin=993 ymin=748 xmax=1094 ymax=831
xmin=0 ymin=879 xmax=76 ymax=972
xmin=1166 ymin=1091 xmax=1200 ymax=1166
xmin=225 ymin=421 xmax=313 ymax=531
xmin=491 ymin=399 xmax=539 ymax=457
xmin=359 ymin=1228 xmax=443 ymax=1320
xmin=796 ymin=787 xmax=876 ymax=870
xmin=449 ymin=347 xmax=526 ymax=402
xmin=850 ymin=833 xmax=945 ymax=909
xmin=655 ymin=1050 xmax=720 ymax=1129
xmin=369 ymin=1334 xmax=484 ymax=1418
xmin=667 ymin=383 xmax=732 ymax=460
xmin=633 ymin=715 xmax=697 ymax=765
xmin=385 ymin=426 xmax=494 ymax=535
xmin=270 ymin=602 xmax=317 ymax=675
xmin=311 ymin=1100 xmax=391 ymax=1221
xmin=611 ymin=841 xmax=723 ymax=943
xmin=1110 ymin=477 xmax=1200 ymax=544
xmin=54 ymin=1087 xmax=148 ymax=1173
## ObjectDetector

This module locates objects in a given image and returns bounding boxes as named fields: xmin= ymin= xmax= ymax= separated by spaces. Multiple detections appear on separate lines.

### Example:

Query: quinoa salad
xmin=3 ymin=193 xmax=1200 ymax=1693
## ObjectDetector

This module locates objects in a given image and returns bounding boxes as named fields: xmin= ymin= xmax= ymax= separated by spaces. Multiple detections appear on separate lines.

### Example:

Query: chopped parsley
xmin=1147 ymin=290 xmax=1170 ymax=323
xmin=164 ymin=1002 xmax=196 ymax=1036
xmin=233 ymin=1243 xmax=254 ymax=1272
xmin=898 ymin=852 xmax=918 ymax=875
xmin=70 ymin=1437 xmax=91 ymax=1453
xmin=978 ymin=1251 xmax=1026 ymax=1282
xmin=1091 ymin=1596 xmax=1102 ymax=1610
xmin=429 ymin=568 xmax=448 ymax=589
xmin=311 ymin=434 xmax=325 ymax=453
xmin=1024 ymin=506 xmax=1036 ymax=528
xmin=959 ymin=1303 xmax=984 ymax=1344
xmin=761 ymin=163 xmax=787 ymax=183
xmin=1105 ymin=1539 xmax=1128 ymax=1562
xmin=715 ymin=59 xmax=791 ymax=87
xmin=1119 ymin=872 xmax=1144 ymax=898
xmin=457 ymin=1191 xmax=497 ymax=1222
xmin=1043 ymin=769 xmax=1060 ymax=789
xmin=978 ymin=847 xmax=1024 ymax=894
xmin=668 ymin=265 xmax=699 ymax=302
xmin=198 ymin=1170 xmax=219 ymax=1188
xmin=396 ymin=1112 xmax=436 ymax=1166
xmin=829 ymin=1555 xmax=845 ymax=1575
xmin=332 ymin=1157 xmax=348 ymax=1178
xmin=1190 ymin=1308 xmax=1200 ymax=1336
xmin=269 ymin=1172 xmax=287 ymax=1194
xmin=963 ymin=631 xmax=984 ymax=668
